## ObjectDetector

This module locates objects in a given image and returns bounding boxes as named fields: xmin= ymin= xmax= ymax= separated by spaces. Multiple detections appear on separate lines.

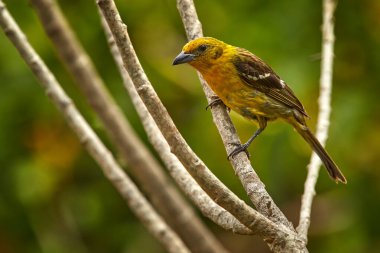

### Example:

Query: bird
xmin=173 ymin=37 xmax=346 ymax=183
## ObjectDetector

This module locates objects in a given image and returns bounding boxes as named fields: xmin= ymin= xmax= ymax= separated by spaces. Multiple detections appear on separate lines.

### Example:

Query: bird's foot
xmin=227 ymin=142 xmax=251 ymax=160
xmin=206 ymin=95 xmax=230 ymax=112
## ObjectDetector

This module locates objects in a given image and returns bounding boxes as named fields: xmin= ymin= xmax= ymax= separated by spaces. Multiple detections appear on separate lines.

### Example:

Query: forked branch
xmin=97 ymin=0 xmax=305 ymax=252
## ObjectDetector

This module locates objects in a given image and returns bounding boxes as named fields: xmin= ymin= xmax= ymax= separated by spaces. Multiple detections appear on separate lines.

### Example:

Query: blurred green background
xmin=0 ymin=0 xmax=379 ymax=252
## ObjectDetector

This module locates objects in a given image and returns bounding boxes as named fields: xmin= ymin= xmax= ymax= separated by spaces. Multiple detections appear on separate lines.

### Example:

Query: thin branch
xmin=97 ymin=0 xmax=306 ymax=251
xmin=0 ymin=3 xmax=190 ymax=253
xmin=297 ymin=0 xmax=337 ymax=242
xmin=176 ymin=0 xmax=294 ymax=231
xmin=29 ymin=1 xmax=222 ymax=252
xmin=101 ymin=16 xmax=252 ymax=236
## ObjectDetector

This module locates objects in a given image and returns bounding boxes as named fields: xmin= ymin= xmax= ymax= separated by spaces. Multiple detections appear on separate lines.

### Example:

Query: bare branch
xmin=297 ymin=0 xmax=338 ymax=242
xmin=29 ymin=1 xmax=223 ymax=252
xmin=97 ymin=0 xmax=306 ymax=251
xmin=176 ymin=0 xmax=294 ymax=231
xmin=101 ymin=16 xmax=252 ymax=236
xmin=0 ymin=3 xmax=190 ymax=253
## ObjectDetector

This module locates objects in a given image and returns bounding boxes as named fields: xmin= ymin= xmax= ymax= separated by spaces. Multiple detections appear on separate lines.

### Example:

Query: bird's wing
xmin=233 ymin=48 xmax=309 ymax=117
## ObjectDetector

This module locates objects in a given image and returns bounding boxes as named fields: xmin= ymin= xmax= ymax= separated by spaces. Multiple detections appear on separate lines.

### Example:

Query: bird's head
xmin=173 ymin=37 xmax=229 ymax=71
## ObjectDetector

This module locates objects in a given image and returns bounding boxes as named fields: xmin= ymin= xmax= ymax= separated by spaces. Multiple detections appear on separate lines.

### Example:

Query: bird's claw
xmin=206 ymin=96 xmax=230 ymax=112
xmin=206 ymin=96 xmax=223 ymax=110
xmin=227 ymin=142 xmax=251 ymax=160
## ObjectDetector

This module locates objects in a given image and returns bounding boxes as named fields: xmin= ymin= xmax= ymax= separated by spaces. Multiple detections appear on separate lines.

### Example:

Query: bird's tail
xmin=293 ymin=123 xmax=347 ymax=184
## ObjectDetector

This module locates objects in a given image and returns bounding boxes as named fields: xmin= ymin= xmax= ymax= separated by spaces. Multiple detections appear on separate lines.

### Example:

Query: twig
xmin=101 ymin=16 xmax=252 ymax=236
xmin=0 ymin=3 xmax=190 ymax=253
xmin=297 ymin=0 xmax=337 ymax=242
xmin=97 ymin=0 xmax=306 ymax=251
xmin=176 ymin=0 xmax=294 ymax=230
xmin=29 ymin=0 xmax=221 ymax=252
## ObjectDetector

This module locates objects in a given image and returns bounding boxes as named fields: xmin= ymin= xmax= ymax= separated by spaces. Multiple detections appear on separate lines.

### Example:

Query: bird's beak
xmin=172 ymin=51 xmax=195 ymax=65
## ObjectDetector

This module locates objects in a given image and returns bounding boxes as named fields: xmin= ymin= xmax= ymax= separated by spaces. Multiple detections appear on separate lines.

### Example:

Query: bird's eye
xmin=198 ymin=44 xmax=207 ymax=52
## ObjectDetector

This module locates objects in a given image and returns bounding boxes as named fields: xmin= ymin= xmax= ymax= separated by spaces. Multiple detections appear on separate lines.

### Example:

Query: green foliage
xmin=0 ymin=0 xmax=379 ymax=252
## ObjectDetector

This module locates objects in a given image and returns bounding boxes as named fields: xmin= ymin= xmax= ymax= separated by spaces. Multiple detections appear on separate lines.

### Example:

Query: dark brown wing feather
xmin=233 ymin=48 xmax=309 ymax=117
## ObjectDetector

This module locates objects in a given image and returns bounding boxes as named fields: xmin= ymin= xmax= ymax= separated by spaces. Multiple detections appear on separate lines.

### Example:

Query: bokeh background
xmin=0 ymin=0 xmax=379 ymax=252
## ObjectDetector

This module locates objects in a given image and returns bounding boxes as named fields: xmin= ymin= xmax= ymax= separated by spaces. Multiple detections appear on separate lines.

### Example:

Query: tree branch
xmin=29 ymin=1 xmax=224 ymax=252
xmin=176 ymin=0 xmax=294 ymax=231
xmin=97 ymin=0 xmax=306 ymax=251
xmin=0 ymin=3 xmax=190 ymax=253
xmin=101 ymin=16 xmax=252 ymax=236
xmin=297 ymin=0 xmax=338 ymax=242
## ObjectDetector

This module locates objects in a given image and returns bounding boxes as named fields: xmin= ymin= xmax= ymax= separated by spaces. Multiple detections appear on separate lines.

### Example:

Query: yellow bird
xmin=173 ymin=37 xmax=346 ymax=183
